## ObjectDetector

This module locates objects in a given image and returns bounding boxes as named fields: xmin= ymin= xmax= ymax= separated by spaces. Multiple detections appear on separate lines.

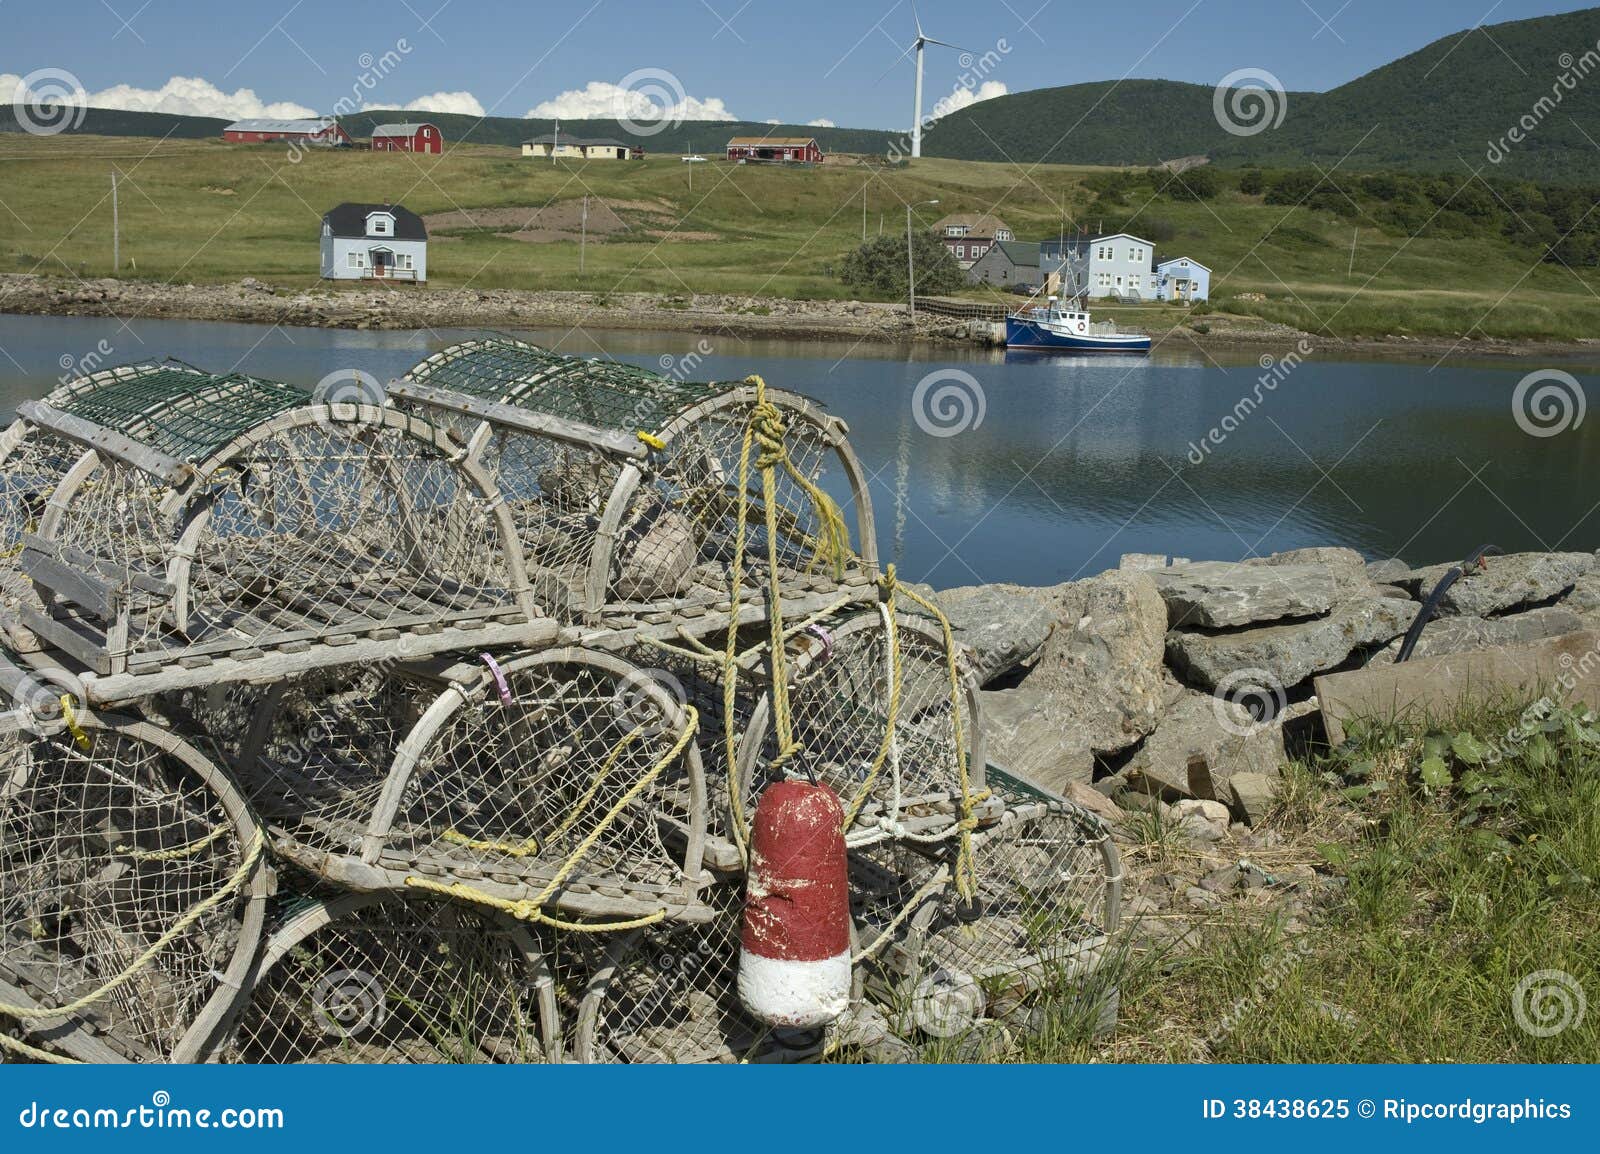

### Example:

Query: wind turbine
xmin=902 ymin=8 xmax=966 ymax=158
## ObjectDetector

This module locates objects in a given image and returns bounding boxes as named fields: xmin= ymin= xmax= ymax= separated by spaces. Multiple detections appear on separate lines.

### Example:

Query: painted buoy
xmin=737 ymin=780 xmax=852 ymax=1028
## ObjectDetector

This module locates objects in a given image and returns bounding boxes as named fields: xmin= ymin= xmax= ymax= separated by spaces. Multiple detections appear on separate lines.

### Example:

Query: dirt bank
xmin=2 ymin=274 xmax=1596 ymax=364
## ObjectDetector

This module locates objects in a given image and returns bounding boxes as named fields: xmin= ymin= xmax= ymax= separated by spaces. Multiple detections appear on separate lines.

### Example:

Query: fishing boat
xmin=1005 ymin=295 xmax=1152 ymax=353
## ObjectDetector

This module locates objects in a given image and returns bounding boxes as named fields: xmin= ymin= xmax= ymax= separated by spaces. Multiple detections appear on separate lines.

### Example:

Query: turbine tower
xmin=905 ymin=8 xmax=964 ymax=158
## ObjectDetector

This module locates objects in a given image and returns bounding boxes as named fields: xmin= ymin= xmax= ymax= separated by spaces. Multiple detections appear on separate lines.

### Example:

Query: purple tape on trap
xmin=807 ymin=624 xmax=835 ymax=660
xmin=480 ymin=652 xmax=513 ymax=705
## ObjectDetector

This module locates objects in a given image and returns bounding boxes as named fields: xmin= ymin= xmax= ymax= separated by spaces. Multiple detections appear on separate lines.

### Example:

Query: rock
xmin=1200 ymin=864 xmax=1243 ymax=892
xmin=1062 ymin=781 xmax=1126 ymax=826
xmin=1185 ymin=886 xmax=1222 ymax=909
xmin=613 ymin=507 xmax=696 ymax=598
xmin=1172 ymin=798 xmax=1231 ymax=826
xmin=925 ymin=583 xmax=1055 ymax=685
xmin=1021 ymin=570 xmax=1168 ymax=754
xmin=1166 ymin=594 xmax=1415 ymax=692
xmin=1560 ymin=571 xmax=1600 ymax=621
xmin=1119 ymin=552 xmax=1171 ymax=571
xmin=1367 ymin=605 xmax=1584 ymax=665
xmin=1365 ymin=558 xmax=1411 ymax=584
xmin=239 ymin=276 xmax=274 ymax=295
xmin=1226 ymin=771 xmax=1279 ymax=825
xmin=1121 ymin=690 xmax=1286 ymax=800
xmin=1152 ymin=560 xmax=1346 ymax=628
xmin=979 ymin=686 xmax=1095 ymax=791
xmin=1396 ymin=551 xmax=1594 ymax=617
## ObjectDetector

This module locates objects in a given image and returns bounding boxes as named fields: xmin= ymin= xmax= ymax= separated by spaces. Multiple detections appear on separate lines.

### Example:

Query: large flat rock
xmin=1397 ymin=551 xmax=1593 ymax=617
xmin=1152 ymin=559 xmax=1345 ymax=629
xmin=979 ymin=685 xmax=1096 ymax=792
xmin=1316 ymin=629 xmax=1600 ymax=745
xmin=1166 ymin=593 xmax=1415 ymax=692
xmin=1368 ymin=605 xmax=1584 ymax=665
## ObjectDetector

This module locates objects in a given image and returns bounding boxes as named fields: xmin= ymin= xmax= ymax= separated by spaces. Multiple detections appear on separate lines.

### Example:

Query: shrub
xmin=837 ymin=232 xmax=966 ymax=297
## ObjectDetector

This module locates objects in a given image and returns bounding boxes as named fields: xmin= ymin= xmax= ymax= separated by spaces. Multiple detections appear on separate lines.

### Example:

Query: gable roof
xmin=224 ymin=117 xmax=339 ymax=134
xmin=322 ymin=203 xmax=428 ymax=241
xmin=522 ymin=134 xmax=632 ymax=148
xmin=1156 ymin=256 xmax=1211 ymax=272
xmin=372 ymin=122 xmax=438 ymax=136
xmin=980 ymin=240 xmax=1041 ymax=268
xmin=1091 ymin=232 xmax=1153 ymax=247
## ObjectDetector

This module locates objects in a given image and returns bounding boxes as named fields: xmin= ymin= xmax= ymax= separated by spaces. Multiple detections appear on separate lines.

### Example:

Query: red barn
xmin=222 ymin=117 xmax=349 ymax=145
xmin=371 ymin=122 xmax=443 ymax=153
xmin=726 ymin=136 xmax=823 ymax=164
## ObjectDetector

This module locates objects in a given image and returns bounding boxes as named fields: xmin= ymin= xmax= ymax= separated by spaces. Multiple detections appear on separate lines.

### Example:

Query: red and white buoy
xmin=737 ymin=780 xmax=852 ymax=1028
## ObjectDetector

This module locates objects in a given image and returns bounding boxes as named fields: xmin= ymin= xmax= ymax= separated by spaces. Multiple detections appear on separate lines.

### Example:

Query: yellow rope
xmin=113 ymin=823 xmax=229 ymax=862
xmin=59 ymin=696 xmax=91 ymax=752
xmin=637 ymin=430 xmax=667 ymax=452
xmin=884 ymin=565 xmax=988 ymax=903
xmin=0 ymin=1029 xmax=77 ymax=1064
xmin=842 ymin=597 xmax=901 ymax=831
xmin=0 ymin=828 xmax=263 ymax=1025
xmin=440 ymin=829 xmax=542 ymax=859
xmin=404 ymin=705 xmax=699 ymax=934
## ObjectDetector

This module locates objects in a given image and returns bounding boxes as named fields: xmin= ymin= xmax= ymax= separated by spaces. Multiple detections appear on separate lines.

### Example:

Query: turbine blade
xmin=874 ymin=38 xmax=919 ymax=84
xmin=922 ymin=36 xmax=970 ymax=50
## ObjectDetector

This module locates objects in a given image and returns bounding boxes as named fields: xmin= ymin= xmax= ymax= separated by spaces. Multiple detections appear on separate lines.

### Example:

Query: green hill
xmin=926 ymin=6 xmax=1600 ymax=182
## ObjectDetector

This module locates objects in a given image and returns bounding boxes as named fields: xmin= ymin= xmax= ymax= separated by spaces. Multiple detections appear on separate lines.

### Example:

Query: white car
xmin=681 ymin=154 xmax=707 ymax=163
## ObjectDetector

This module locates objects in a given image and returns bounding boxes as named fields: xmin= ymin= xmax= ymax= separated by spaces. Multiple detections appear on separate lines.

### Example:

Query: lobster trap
xmin=391 ymin=339 xmax=878 ymax=632
xmin=169 ymin=650 xmax=713 ymax=931
xmin=212 ymin=891 xmax=559 ymax=1064
xmin=4 ymin=363 xmax=553 ymax=705
xmin=0 ymin=663 xmax=268 ymax=1064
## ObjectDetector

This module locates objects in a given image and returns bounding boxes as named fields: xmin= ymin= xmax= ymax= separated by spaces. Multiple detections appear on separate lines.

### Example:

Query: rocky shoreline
xmin=3 ymin=274 xmax=1596 ymax=362
xmin=918 ymin=546 xmax=1600 ymax=825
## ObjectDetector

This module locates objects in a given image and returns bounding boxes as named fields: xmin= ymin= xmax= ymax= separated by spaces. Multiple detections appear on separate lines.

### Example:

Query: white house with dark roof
xmin=320 ymin=203 xmax=428 ymax=283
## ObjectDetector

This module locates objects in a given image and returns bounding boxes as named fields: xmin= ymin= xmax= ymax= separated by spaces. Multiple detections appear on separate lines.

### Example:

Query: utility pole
xmin=111 ymin=169 xmax=119 ymax=274
xmin=906 ymin=204 xmax=915 ymax=323
xmin=580 ymin=195 xmax=588 ymax=274
xmin=862 ymin=186 xmax=867 ymax=242
xmin=1348 ymin=227 xmax=1358 ymax=277
xmin=552 ymin=118 xmax=558 ymax=165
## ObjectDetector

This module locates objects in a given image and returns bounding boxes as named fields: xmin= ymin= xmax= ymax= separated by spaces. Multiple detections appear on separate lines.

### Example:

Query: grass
xmin=1 ymin=135 xmax=1596 ymax=341
xmin=1019 ymin=697 xmax=1599 ymax=1063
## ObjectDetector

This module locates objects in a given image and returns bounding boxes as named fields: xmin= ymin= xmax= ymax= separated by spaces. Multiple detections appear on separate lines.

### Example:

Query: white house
xmin=1083 ymin=232 xmax=1157 ymax=299
xmin=320 ymin=203 xmax=428 ymax=283
xmin=1156 ymin=256 xmax=1211 ymax=303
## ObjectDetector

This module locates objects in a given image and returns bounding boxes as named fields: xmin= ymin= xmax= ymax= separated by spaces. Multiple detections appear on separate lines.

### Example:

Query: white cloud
xmin=929 ymin=79 xmax=1008 ymax=122
xmin=392 ymin=90 xmax=485 ymax=117
xmin=525 ymin=80 xmax=734 ymax=122
xmin=764 ymin=118 xmax=780 ymax=125
xmin=807 ymin=118 xmax=835 ymax=128
xmin=6 ymin=74 xmax=319 ymax=119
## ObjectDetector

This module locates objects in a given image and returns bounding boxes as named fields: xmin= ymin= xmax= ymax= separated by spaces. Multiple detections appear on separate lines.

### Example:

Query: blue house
xmin=1156 ymin=257 xmax=1210 ymax=303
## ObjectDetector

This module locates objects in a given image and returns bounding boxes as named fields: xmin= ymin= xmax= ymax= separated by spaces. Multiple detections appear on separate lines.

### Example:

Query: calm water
xmin=2 ymin=314 xmax=1596 ymax=590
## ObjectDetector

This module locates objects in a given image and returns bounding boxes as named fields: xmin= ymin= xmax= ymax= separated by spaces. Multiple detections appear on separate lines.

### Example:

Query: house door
xmin=370 ymin=249 xmax=392 ymax=278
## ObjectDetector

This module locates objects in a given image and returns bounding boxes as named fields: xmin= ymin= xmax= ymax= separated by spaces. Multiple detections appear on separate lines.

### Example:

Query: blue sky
xmin=6 ymin=0 xmax=1595 ymax=128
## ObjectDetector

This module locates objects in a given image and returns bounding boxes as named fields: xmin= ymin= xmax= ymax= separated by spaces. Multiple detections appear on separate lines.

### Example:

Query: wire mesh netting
xmin=0 ymin=711 xmax=266 ymax=1063
xmin=372 ymin=649 xmax=709 ymax=922
xmin=737 ymin=610 xmax=986 ymax=850
xmin=215 ymin=892 xmax=558 ymax=1064
xmin=31 ymin=407 xmax=536 ymax=671
xmin=396 ymin=339 xmax=874 ymax=624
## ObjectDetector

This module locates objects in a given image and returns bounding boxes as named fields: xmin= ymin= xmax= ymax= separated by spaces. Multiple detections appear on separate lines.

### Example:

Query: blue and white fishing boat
xmin=1005 ymin=296 xmax=1152 ymax=353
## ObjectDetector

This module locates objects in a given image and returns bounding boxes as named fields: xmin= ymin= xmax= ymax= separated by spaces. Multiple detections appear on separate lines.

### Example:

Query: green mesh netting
xmin=403 ymin=338 xmax=724 ymax=434
xmin=48 ymin=363 xmax=310 ymax=464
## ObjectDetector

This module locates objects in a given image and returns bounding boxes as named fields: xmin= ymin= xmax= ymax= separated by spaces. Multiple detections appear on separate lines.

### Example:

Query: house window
xmin=397 ymin=253 xmax=414 ymax=271
xmin=347 ymin=252 xmax=363 ymax=268
xmin=954 ymin=244 xmax=965 ymax=259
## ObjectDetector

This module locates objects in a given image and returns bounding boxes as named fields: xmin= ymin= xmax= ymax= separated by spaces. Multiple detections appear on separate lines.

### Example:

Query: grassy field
xmin=1 ymin=134 xmax=1596 ymax=340
xmin=1003 ymin=699 xmax=1600 ymax=1064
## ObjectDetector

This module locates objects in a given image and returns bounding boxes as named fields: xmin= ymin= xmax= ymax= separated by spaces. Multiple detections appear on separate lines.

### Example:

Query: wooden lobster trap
xmin=391 ymin=339 xmax=878 ymax=634
xmin=3 ymin=363 xmax=554 ymax=706
xmin=211 ymin=890 xmax=560 ymax=1064
xmin=0 ymin=649 xmax=269 ymax=1064
xmin=164 ymin=648 xmax=715 ymax=933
